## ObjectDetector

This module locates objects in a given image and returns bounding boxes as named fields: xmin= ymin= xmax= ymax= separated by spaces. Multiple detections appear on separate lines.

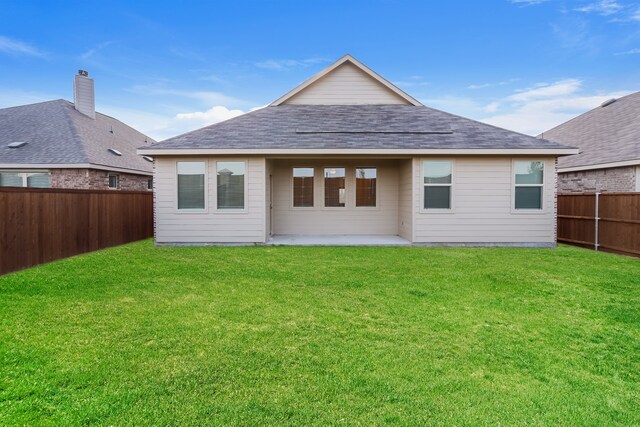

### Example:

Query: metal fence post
xmin=594 ymin=192 xmax=600 ymax=251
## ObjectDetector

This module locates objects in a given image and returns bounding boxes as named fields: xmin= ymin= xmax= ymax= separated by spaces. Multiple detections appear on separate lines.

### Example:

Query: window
xmin=324 ymin=168 xmax=346 ymax=207
xmin=356 ymin=168 xmax=376 ymax=207
xmin=0 ymin=171 xmax=49 ymax=188
xmin=293 ymin=167 xmax=314 ymax=207
xmin=217 ymin=161 xmax=245 ymax=210
xmin=177 ymin=162 xmax=205 ymax=210
xmin=423 ymin=161 xmax=452 ymax=209
xmin=108 ymin=174 xmax=119 ymax=189
xmin=514 ymin=161 xmax=544 ymax=210
xmin=147 ymin=178 xmax=153 ymax=190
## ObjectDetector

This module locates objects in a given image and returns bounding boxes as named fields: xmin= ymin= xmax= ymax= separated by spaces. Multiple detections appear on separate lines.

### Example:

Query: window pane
xmin=424 ymin=186 xmax=451 ymax=209
xmin=108 ymin=175 xmax=119 ymax=189
xmin=356 ymin=168 xmax=376 ymax=207
xmin=293 ymin=168 xmax=314 ymax=207
xmin=515 ymin=187 xmax=542 ymax=209
xmin=424 ymin=161 xmax=452 ymax=184
xmin=26 ymin=172 xmax=49 ymax=188
xmin=515 ymin=161 xmax=544 ymax=184
xmin=177 ymin=161 xmax=205 ymax=210
xmin=324 ymin=168 xmax=345 ymax=207
xmin=217 ymin=161 xmax=245 ymax=209
xmin=0 ymin=172 xmax=24 ymax=187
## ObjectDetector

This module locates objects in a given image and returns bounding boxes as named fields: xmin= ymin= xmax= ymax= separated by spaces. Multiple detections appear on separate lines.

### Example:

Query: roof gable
xmin=270 ymin=54 xmax=422 ymax=106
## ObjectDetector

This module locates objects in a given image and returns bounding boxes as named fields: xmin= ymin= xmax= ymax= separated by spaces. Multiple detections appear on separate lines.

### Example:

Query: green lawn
xmin=1 ymin=241 xmax=639 ymax=425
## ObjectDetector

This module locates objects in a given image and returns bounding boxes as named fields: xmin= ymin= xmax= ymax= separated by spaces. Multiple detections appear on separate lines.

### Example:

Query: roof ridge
xmin=61 ymin=101 xmax=92 ymax=164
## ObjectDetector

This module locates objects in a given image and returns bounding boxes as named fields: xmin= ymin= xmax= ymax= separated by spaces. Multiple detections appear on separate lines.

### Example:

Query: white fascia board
xmin=0 ymin=163 xmax=153 ymax=176
xmin=138 ymin=148 xmax=580 ymax=156
xmin=558 ymin=158 xmax=640 ymax=173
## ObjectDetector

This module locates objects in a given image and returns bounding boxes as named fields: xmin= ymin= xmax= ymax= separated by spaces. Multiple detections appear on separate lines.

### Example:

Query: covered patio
xmin=267 ymin=234 xmax=411 ymax=246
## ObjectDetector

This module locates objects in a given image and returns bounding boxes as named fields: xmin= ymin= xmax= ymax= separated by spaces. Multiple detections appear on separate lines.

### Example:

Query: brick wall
xmin=558 ymin=166 xmax=636 ymax=193
xmin=50 ymin=169 xmax=151 ymax=191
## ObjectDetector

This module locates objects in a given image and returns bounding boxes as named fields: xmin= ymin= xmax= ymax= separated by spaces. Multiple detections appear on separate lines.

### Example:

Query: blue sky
xmin=0 ymin=0 xmax=639 ymax=140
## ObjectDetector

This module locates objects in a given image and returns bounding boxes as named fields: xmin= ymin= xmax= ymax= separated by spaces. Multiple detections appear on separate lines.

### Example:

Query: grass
xmin=0 ymin=241 xmax=639 ymax=426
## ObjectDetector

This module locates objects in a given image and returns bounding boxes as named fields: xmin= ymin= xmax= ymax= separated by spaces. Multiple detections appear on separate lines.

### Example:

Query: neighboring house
xmin=542 ymin=92 xmax=640 ymax=193
xmin=0 ymin=70 xmax=154 ymax=191
xmin=139 ymin=54 xmax=577 ymax=246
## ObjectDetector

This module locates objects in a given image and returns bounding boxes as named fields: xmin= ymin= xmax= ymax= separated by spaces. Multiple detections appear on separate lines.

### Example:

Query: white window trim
xmin=0 ymin=169 xmax=50 ymax=188
xmin=636 ymin=166 xmax=640 ymax=192
xmin=215 ymin=159 xmax=248 ymax=214
xmin=108 ymin=173 xmax=120 ymax=190
xmin=175 ymin=160 xmax=208 ymax=213
xmin=420 ymin=159 xmax=455 ymax=214
xmin=511 ymin=159 xmax=546 ymax=214
xmin=354 ymin=166 xmax=379 ymax=210
xmin=290 ymin=166 xmax=315 ymax=209
xmin=322 ymin=166 xmax=347 ymax=209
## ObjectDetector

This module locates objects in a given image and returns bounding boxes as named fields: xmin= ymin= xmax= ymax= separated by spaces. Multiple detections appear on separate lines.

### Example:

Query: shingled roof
xmin=143 ymin=104 xmax=572 ymax=152
xmin=0 ymin=99 xmax=154 ymax=174
xmin=542 ymin=91 xmax=640 ymax=170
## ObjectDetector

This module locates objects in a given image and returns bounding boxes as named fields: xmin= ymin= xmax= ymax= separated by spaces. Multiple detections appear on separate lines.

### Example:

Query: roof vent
xmin=7 ymin=141 xmax=27 ymax=148
xmin=142 ymin=156 xmax=153 ymax=162
xmin=600 ymin=98 xmax=616 ymax=108
xmin=108 ymin=148 xmax=122 ymax=156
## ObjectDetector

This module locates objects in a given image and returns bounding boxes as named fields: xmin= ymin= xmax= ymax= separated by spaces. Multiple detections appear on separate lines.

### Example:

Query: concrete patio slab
xmin=268 ymin=234 xmax=411 ymax=246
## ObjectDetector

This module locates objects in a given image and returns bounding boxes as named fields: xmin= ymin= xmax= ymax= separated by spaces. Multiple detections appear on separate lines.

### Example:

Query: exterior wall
xmin=412 ymin=157 xmax=557 ymax=244
xmin=49 ymin=168 xmax=150 ymax=191
xmin=558 ymin=166 xmax=637 ymax=193
xmin=152 ymin=155 xmax=558 ymax=245
xmin=271 ymin=159 xmax=399 ymax=235
xmin=398 ymin=159 xmax=413 ymax=240
xmin=283 ymin=62 xmax=410 ymax=105
xmin=154 ymin=157 xmax=266 ymax=244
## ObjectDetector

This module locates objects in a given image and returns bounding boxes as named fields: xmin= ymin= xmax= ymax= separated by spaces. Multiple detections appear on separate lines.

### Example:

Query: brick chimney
xmin=74 ymin=70 xmax=95 ymax=119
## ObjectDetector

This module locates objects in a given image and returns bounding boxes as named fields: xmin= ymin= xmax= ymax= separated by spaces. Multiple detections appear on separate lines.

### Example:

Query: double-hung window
xmin=514 ymin=161 xmax=544 ymax=210
xmin=423 ymin=161 xmax=452 ymax=210
xmin=217 ymin=161 xmax=245 ymax=210
xmin=108 ymin=174 xmax=119 ymax=189
xmin=355 ymin=168 xmax=376 ymax=207
xmin=293 ymin=167 xmax=314 ymax=207
xmin=177 ymin=161 xmax=206 ymax=210
xmin=0 ymin=171 xmax=49 ymax=188
xmin=324 ymin=168 xmax=346 ymax=207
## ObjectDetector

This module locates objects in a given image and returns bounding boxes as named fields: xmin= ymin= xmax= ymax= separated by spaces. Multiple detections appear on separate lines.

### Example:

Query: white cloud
xmin=575 ymin=0 xmax=623 ymax=16
xmin=80 ymin=41 xmax=113 ymax=60
xmin=255 ymin=57 xmax=329 ymax=70
xmin=467 ymin=78 xmax=519 ymax=90
xmin=615 ymin=47 xmax=640 ymax=55
xmin=510 ymin=0 xmax=549 ymax=5
xmin=128 ymin=84 xmax=244 ymax=106
xmin=480 ymin=79 xmax=631 ymax=135
xmin=0 ymin=35 xmax=45 ymax=57
xmin=507 ymin=79 xmax=582 ymax=102
xmin=176 ymin=105 xmax=246 ymax=124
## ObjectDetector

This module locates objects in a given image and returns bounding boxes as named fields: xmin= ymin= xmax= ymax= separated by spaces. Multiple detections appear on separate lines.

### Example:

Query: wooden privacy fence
xmin=557 ymin=192 xmax=640 ymax=257
xmin=0 ymin=187 xmax=153 ymax=275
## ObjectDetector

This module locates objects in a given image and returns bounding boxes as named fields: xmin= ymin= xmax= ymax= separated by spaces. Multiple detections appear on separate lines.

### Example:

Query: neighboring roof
xmin=270 ymin=54 xmax=422 ymax=107
xmin=142 ymin=104 xmax=575 ymax=154
xmin=542 ymin=91 xmax=640 ymax=170
xmin=0 ymin=99 xmax=154 ymax=174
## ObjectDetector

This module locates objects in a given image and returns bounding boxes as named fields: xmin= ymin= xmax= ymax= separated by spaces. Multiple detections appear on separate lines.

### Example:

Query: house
xmin=0 ymin=70 xmax=154 ymax=190
xmin=138 ymin=54 xmax=577 ymax=245
xmin=541 ymin=91 xmax=640 ymax=193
